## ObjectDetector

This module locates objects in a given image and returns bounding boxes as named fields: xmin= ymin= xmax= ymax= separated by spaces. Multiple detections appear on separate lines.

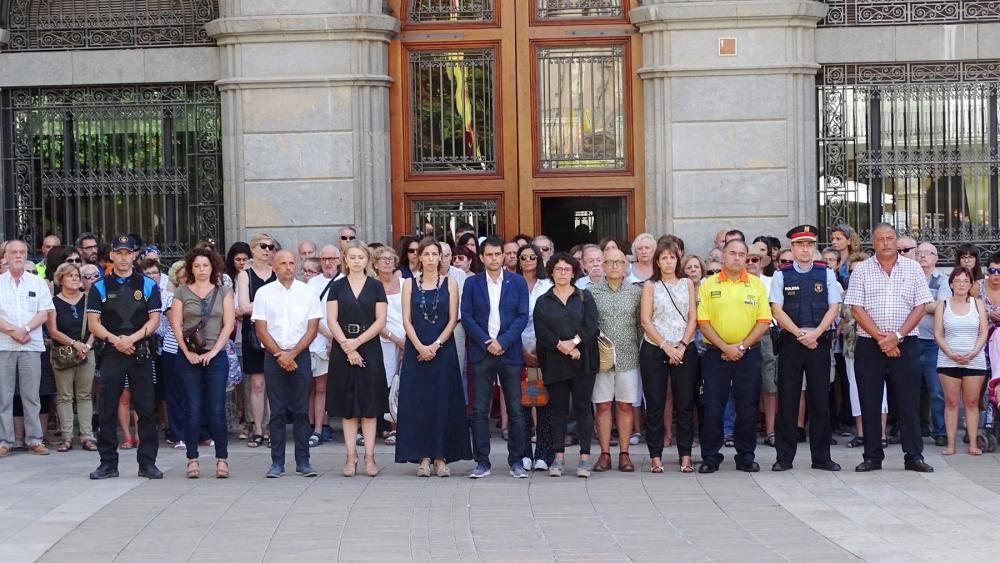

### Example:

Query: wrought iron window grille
xmin=536 ymin=0 xmax=623 ymax=19
xmin=408 ymin=0 xmax=494 ymax=23
xmin=411 ymin=199 xmax=498 ymax=241
xmin=820 ymin=0 xmax=1000 ymax=27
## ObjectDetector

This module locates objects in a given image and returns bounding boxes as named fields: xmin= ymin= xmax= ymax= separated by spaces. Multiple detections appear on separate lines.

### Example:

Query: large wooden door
xmin=388 ymin=0 xmax=643 ymax=243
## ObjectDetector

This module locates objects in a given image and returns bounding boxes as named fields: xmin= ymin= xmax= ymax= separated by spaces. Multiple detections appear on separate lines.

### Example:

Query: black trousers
xmin=639 ymin=341 xmax=700 ymax=458
xmin=700 ymin=346 xmax=762 ymax=467
xmin=263 ymin=351 xmax=312 ymax=467
xmin=776 ymin=333 xmax=832 ymax=465
xmin=855 ymin=336 xmax=923 ymax=463
xmin=96 ymin=349 xmax=158 ymax=468
xmin=546 ymin=373 xmax=596 ymax=455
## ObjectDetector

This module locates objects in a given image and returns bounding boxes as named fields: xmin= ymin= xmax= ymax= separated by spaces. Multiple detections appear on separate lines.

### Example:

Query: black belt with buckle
xmin=343 ymin=323 xmax=368 ymax=335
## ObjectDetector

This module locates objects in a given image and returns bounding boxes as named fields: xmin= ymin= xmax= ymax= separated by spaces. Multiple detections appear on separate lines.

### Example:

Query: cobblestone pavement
xmin=1 ymin=435 xmax=998 ymax=562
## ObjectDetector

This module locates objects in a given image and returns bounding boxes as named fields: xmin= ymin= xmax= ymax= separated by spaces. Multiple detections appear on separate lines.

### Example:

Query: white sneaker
xmin=533 ymin=459 xmax=548 ymax=471
xmin=521 ymin=457 xmax=532 ymax=471
xmin=173 ymin=441 xmax=186 ymax=450
xmin=629 ymin=433 xmax=640 ymax=446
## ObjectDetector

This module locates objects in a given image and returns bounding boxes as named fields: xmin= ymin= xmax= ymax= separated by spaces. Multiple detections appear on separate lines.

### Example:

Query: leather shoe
xmin=697 ymin=463 xmax=718 ymax=474
xmin=89 ymin=464 xmax=119 ymax=480
xmin=933 ymin=436 xmax=948 ymax=447
xmin=854 ymin=460 xmax=882 ymax=472
xmin=138 ymin=464 xmax=163 ymax=479
xmin=904 ymin=459 xmax=934 ymax=473
xmin=811 ymin=460 xmax=842 ymax=471
xmin=736 ymin=461 xmax=760 ymax=473
xmin=771 ymin=461 xmax=794 ymax=472
xmin=593 ymin=452 xmax=612 ymax=472
xmin=618 ymin=452 xmax=635 ymax=472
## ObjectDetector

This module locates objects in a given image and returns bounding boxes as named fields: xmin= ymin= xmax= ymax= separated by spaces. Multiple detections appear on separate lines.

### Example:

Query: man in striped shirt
xmin=843 ymin=223 xmax=933 ymax=473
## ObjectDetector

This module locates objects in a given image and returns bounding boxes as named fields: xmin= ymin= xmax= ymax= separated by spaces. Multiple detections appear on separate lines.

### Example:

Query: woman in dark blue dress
xmin=395 ymin=238 xmax=471 ymax=477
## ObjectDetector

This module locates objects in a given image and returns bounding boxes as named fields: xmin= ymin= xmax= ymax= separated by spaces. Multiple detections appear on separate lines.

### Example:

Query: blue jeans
xmin=178 ymin=352 xmax=230 ymax=460
xmin=471 ymin=356 xmax=527 ymax=469
xmin=700 ymin=346 xmax=762 ymax=467
xmin=919 ymin=339 xmax=945 ymax=438
xmin=723 ymin=391 xmax=736 ymax=437
xmin=159 ymin=352 xmax=185 ymax=442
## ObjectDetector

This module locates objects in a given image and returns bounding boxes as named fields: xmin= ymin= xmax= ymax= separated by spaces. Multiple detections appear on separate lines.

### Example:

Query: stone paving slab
xmin=1 ymin=435 xmax=998 ymax=562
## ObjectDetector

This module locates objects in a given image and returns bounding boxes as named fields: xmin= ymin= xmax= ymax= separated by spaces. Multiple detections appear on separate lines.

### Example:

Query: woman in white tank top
xmin=933 ymin=267 xmax=989 ymax=455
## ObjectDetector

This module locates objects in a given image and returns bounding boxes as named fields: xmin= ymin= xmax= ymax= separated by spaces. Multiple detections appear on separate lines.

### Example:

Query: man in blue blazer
xmin=461 ymin=236 xmax=530 ymax=478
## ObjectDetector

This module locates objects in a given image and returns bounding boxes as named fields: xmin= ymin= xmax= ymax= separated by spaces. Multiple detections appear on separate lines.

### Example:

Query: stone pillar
xmin=631 ymin=0 xmax=827 ymax=251
xmin=207 ymin=0 xmax=397 ymax=249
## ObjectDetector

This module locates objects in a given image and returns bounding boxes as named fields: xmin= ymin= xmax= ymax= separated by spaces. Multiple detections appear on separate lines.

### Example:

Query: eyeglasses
xmin=258 ymin=243 xmax=276 ymax=251
xmin=320 ymin=257 xmax=340 ymax=261
xmin=340 ymin=235 xmax=357 ymax=241
xmin=707 ymin=269 xmax=721 ymax=275
xmin=747 ymin=257 xmax=762 ymax=264
xmin=519 ymin=254 xmax=538 ymax=262
xmin=552 ymin=266 xmax=573 ymax=273
xmin=65 ymin=258 xmax=82 ymax=264
xmin=302 ymin=270 xmax=319 ymax=275
xmin=897 ymin=247 xmax=916 ymax=254
xmin=779 ymin=259 xmax=794 ymax=265
xmin=377 ymin=257 xmax=395 ymax=263
xmin=989 ymin=267 xmax=1000 ymax=275
xmin=83 ymin=273 xmax=100 ymax=280
xmin=604 ymin=260 xmax=627 ymax=268
xmin=81 ymin=244 xmax=98 ymax=252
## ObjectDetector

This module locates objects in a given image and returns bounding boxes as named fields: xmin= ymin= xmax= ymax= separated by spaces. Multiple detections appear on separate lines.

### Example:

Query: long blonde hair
xmin=340 ymin=240 xmax=374 ymax=277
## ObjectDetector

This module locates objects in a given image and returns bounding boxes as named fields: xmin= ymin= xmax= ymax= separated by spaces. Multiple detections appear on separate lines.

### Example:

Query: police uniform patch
xmin=814 ymin=282 xmax=824 ymax=293
xmin=134 ymin=289 xmax=143 ymax=301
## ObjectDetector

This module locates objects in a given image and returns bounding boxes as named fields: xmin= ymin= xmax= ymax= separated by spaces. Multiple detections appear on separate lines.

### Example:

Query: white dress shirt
xmin=0 ymin=271 xmax=54 ymax=352
xmin=251 ymin=279 xmax=323 ymax=350
xmin=485 ymin=270 xmax=503 ymax=339
xmin=307 ymin=273 xmax=343 ymax=355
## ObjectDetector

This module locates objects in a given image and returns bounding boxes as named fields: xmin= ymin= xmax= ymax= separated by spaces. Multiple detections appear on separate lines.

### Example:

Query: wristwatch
xmin=894 ymin=331 xmax=904 ymax=341
xmin=572 ymin=336 xmax=581 ymax=345
xmin=436 ymin=339 xmax=444 ymax=347
xmin=797 ymin=330 xmax=806 ymax=337
xmin=738 ymin=343 xmax=747 ymax=353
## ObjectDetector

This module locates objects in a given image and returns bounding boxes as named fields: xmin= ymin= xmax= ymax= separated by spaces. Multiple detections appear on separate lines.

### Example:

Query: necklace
xmin=418 ymin=275 xmax=442 ymax=324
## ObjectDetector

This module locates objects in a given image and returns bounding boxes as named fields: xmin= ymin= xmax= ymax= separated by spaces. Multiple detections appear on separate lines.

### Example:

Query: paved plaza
xmin=1 ymin=435 xmax=998 ymax=562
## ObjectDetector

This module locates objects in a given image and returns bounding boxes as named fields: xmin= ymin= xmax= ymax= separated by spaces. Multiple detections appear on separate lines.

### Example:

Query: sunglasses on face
xmin=407 ymin=247 xmax=418 ymax=254
xmin=259 ymin=243 xmax=276 ymax=251
xmin=519 ymin=254 xmax=538 ymax=262
xmin=748 ymin=257 xmax=762 ymax=264
xmin=779 ymin=259 xmax=793 ymax=265
xmin=897 ymin=247 xmax=916 ymax=254
xmin=83 ymin=273 xmax=100 ymax=280
xmin=65 ymin=258 xmax=82 ymax=264
xmin=340 ymin=235 xmax=357 ymax=241
xmin=989 ymin=267 xmax=1000 ymax=275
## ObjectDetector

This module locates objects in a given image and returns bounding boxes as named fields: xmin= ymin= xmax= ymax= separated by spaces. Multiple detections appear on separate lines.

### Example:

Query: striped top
xmin=937 ymin=298 xmax=986 ymax=370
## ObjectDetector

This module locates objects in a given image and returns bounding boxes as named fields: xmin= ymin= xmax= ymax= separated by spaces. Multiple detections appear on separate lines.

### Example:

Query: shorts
xmin=938 ymin=367 xmax=988 ymax=379
xmin=311 ymin=352 xmax=329 ymax=377
xmin=592 ymin=367 xmax=639 ymax=404
xmin=760 ymin=331 xmax=778 ymax=393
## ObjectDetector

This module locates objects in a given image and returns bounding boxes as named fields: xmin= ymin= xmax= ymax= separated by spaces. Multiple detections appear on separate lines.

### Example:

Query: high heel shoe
xmin=343 ymin=454 xmax=358 ymax=477
xmin=417 ymin=459 xmax=431 ymax=477
xmin=434 ymin=459 xmax=450 ymax=477
xmin=216 ymin=458 xmax=230 ymax=478
xmin=365 ymin=455 xmax=379 ymax=477
xmin=186 ymin=459 xmax=200 ymax=479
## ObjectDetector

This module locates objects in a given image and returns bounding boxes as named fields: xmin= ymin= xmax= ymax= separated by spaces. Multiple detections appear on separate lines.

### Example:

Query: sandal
xmin=82 ymin=440 xmax=98 ymax=451
xmin=942 ymin=447 xmax=956 ymax=456
xmin=679 ymin=456 xmax=694 ymax=473
xmin=650 ymin=458 xmax=665 ymax=473
xmin=308 ymin=433 xmax=321 ymax=448
xmin=846 ymin=436 xmax=864 ymax=448
xmin=247 ymin=434 xmax=263 ymax=448
xmin=434 ymin=460 xmax=450 ymax=477
xmin=384 ymin=431 xmax=397 ymax=446
xmin=343 ymin=454 xmax=358 ymax=477
xmin=763 ymin=433 xmax=776 ymax=447
xmin=57 ymin=441 xmax=72 ymax=452
xmin=969 ymin=447 xmax=983 ymax=456
xmin=216 ymin=459 xmax=230 ymax=478
xmin=417 ymin=460 xmax=432 ymax=477
xmin=186 ymin=459 xmax=200 ymax=479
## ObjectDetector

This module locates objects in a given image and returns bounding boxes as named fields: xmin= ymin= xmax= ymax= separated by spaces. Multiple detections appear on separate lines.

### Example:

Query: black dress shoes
xmin=138 ymin=464 xmax=164 ymax=479
xmin=89 ymin=464 xmax=119 ymax=480
xmin=854 ymin=460 xmax=882 ymax=472
xmin=736 ymin=461 xmax=760 ymax=473
xmin=811 ymin=460 xmax=842 ymax=471
xmin=771 ymin=461 xmax=794 ymax=472
xmin=698 ymin=463 xmax=719 ymax=474
xmin=904 ymin=459 xmax=934 ymax=473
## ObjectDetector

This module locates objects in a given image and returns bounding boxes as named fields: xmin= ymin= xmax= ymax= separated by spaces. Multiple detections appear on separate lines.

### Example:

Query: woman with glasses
xmin=236 ymin=233 xmax=277 ymax=448
xmin=80 ymin=264 xmax=101 ymax=290
xmin=397 ymin=236 xmax=419 ymax=279
xmin=533 ymin=253 xmax=599 ymax=477
xmin=956 ymin=244 xmax=985 ymax=296
xmin=169 ymin=247 xmax=236 ymax=478
xmin=934 ymin=267 xmax=989 ymax=455
xmin=46 ymin=263 xmax=97 ymax=452
xmin=374 ymin=246 xmax=404 ymax=446
xmin=639 ymin=242 xmax=699 ymax=473
xmin=327 ymin=241 xmax=389 ymax=477
xmin=396 ymin=238 xmax=471 ymax=477
xmin=300 ymin=258 xmax=321 ymax=283
xmin=517 ymin=243 xmax=554 ymax=470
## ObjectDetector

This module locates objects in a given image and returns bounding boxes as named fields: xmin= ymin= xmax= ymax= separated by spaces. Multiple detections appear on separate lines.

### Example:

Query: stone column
xmin=207 ymin=0 xmax=397 ymax=249
xmin=631 ymin=0 xmax=827 ymax=251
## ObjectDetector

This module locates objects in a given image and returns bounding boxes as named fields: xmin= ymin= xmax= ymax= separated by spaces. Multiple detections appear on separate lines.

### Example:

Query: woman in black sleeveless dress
xmin=237 ymin=234 xmax=276 ymax=447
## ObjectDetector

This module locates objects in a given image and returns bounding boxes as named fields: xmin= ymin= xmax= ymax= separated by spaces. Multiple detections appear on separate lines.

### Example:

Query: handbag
xmin=50 ymin=294 xmax=89 ymax=371
xmin=183 ymin=287 xmax=219 ymax=354
xmin=597 ymin=332 xmax=616 ymax=373
xmin=225 ymin=340 xmax=243 ymax=390
xmin=521 ymin=367 xmax=549 ymax=407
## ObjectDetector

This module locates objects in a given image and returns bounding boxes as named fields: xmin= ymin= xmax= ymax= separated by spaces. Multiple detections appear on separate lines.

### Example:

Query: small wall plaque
xmin=719 ymin=37 xmax=737 ymax=57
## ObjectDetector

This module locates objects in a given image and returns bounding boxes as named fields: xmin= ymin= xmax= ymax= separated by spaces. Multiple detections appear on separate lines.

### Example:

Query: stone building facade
xmin=2 ymin=0 xmax=999 ymax=260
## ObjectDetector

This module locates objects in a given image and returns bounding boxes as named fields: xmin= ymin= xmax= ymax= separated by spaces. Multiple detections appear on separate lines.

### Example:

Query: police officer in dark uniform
xmin=769 ymin=225 xmax=842 ymax=471
xmin=86 ymin=235 xmax=163 ymax=479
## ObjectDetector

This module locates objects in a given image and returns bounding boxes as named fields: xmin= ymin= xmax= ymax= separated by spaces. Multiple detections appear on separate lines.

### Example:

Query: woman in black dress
xmin=327 ymin=241 xmax=389 ymax=477
xmin=236 ymin=233 xmax=276 ymax=447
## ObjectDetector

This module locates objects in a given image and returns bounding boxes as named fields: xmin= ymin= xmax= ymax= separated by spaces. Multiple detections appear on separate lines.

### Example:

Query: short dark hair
xmin=988 ymin=252 xmax=1000 ymax=267
xmin=949 ymin=266 xmax=974 ymax=287
xmin=723 ymin=239 xmax=749 ymax=252
xmin=512 ymin=233 xmax=533 ymax=245
xmin=516 ymin=244 xmax=548 ymax=279
xmin=545 ymin=252 xmax=581 ymax=279
xmin=182 ymin=247 xmax=224 ymax=286
xmin=651 ymin=241 xmax=685 ymax=280
xmin=139 ymin=257 xmax=161 ymax=274
xmin=725 ymin=229 xmax=745 ymax=241
xmin=480 ymin=236 xmax=504 ymax=255
xmin=75 ymin=232 xmax=97 ymax=247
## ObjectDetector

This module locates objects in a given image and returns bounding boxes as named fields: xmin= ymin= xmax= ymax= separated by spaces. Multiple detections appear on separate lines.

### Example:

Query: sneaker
xmin=138 ymin=464 xmax=163 ymax=479
xmin=308 ymin=433 xmax=321 ymax=448
xmin=548 ymin=459 xmax=564 ymax=477
xmin=629 ymin=433 xmax=640 ymax=446
xmin=469 ymin=463 xmax=491 ymax=479
xmin=199 ymin=439 xmax=215 ymax=447
xmin=27 ymin=443 xmax=50 ymax=455
xmin=533 ymin=459 xmax=549 ymax=471
xmin=265 ymin=463 xmax=285 ymax=478
xmin=320 ymin=425 xmax=333 ymax=443
xmin=355 ymin=434 xmax=364 ymax=447
xmin=521 ymin=456 xmax=532 ymax=471
xmin=577 ymin=458 xmax=593 ymax=478
xmin=509 ymin=462 xmax=528 ymax=478
xmin=296 ymin=463 xmax=317 ymax=477
xmin=173 ymin=441 xmax=186 ymax=450
xmin=89 ymin=464 xmax=119 ymax=480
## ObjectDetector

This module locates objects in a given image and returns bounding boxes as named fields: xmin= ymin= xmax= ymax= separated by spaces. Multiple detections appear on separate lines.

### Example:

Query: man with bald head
xmin=252 ymin=250 xmax=323 ymax=478
xmin=297 ymin=240 xmax=317 ymax=263
xmin=35 ymin=235 xmax=61 ymax=277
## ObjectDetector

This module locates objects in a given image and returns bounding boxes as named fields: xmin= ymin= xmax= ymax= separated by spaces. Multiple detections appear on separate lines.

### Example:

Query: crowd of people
xmin=1 ymin=221 xmax=997 ymax=480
